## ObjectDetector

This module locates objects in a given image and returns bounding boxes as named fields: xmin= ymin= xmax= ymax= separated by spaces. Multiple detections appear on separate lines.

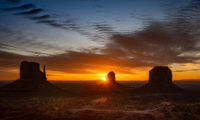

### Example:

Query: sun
xmin=101 ymin=76 xmax=107 ymax=82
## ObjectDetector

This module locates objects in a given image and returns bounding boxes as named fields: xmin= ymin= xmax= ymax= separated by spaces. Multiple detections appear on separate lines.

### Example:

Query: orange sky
xmin=1 ymin=62 xmax=200 ymax=81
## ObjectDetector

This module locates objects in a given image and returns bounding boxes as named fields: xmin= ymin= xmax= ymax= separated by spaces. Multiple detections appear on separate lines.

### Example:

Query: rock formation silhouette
xmin=140 ymin=66 xmax=182 ymax=93
xmin=106 ymin=71 xmax=121 ymax=87
xmin=20 ymin=61 xmax=46 ymax=81
xmin=149 ymin=66 xmax=172 ymax=85
xmin=1 ymin=61 xmax=61 ymax=95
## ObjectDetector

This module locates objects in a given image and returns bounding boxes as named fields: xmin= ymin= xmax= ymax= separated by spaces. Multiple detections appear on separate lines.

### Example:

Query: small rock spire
xmin=106 ymin=71 xmax=116 ymax=83
xmin=43 ymin=65 xmax=46 ymax=76
xmin=106 ymin=71 xmax=120 ymax=87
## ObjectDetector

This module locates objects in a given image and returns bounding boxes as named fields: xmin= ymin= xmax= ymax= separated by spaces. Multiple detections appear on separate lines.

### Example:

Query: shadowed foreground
xmin=0 ymin=81 xmax=200 ymax=120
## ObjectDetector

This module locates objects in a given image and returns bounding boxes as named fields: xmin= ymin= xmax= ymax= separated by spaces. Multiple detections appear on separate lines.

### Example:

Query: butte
xmin=1 ymin=61 xmax=61 ymax=96
xmin=139 ymin=66 xmax=182 ymax=93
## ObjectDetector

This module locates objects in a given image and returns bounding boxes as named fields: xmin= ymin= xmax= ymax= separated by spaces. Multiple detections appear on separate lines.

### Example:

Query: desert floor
xmin=0 ymin=81 xmax=200 ymax=120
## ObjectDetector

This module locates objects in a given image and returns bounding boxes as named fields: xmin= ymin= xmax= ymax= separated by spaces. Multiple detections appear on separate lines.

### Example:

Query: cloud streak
xmin=14 ymin=8 xmax=44 ymax=15
xmin=7 ymin=0 xmax=20 ymax=3
xmin=1 ymin=0 xmax=200 ymax=77
xmin=1 ymin=1 xmax=81 ymax=32
xmin=2 ymin=3 xmax=35 ymax=11
xmin=29 ymin=14 xmax=50 ymax=20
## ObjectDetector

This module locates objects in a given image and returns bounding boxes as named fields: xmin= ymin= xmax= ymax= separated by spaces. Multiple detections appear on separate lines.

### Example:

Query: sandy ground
xmin=0 ymin=81 xmax=200 ymax=120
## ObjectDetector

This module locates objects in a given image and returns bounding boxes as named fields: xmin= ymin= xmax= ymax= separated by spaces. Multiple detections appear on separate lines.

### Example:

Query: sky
xmin=1 ymin=0 xmax=200 ymax=81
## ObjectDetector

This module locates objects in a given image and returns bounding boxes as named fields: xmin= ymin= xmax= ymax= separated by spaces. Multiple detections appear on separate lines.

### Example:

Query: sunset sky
xmin=1 ymin=0 xmax=200 ymax=81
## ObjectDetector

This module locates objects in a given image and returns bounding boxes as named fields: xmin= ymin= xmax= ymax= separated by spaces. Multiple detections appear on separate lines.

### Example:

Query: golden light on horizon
xmin=101 ymin=75 xmax=107 ymax=82
xmin=3 ymin=63 xmax=200 ymax=81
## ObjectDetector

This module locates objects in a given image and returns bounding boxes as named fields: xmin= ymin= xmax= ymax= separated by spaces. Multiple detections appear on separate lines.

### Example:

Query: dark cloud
xmin=14 ymin=8 xmax=44 ymax=15
xmin=106 ymin=21 xmax=199 ymax=66
xmin=97 ymin=0 xmax=200 ymax=67
xmin=0 ymin=50 xmax=136 ymax=74
xmin=1 ymin=1 xmax=89 ymax=36
xmin=89 ymin=23 xmax=119 ymax=42
xmin=93 ymin=24 xmax=115 ymax=33
xmin=0 ymin=0 xmax=20 ymax=4
xmin=0 ymin=50 xmax=28 ymax=69
xmin=3 ymin=6 xmax=75 ymax=31
xmin=36 ymin=18 xmax=82 ymax=31
xmin=7 ymin=0 xmax=20 ymax=3
xmin=37 ymin=20 xmax=66 ymax=29
xmin=2 ymin=3 xmax=35 ymax=11
xmin=2 ymin=4 xmax=84 ymax=32
xmin=64 ymin=18 xmax=80 ymax=30
xmin=29 ymin=14 xmax=50 ymax=20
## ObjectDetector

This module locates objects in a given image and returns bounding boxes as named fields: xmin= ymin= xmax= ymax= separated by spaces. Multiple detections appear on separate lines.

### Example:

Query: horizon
xmin=2 ymin=78 xmax=200 ymax=82
xmin=1 ymin=0 xmax=200 ymax=81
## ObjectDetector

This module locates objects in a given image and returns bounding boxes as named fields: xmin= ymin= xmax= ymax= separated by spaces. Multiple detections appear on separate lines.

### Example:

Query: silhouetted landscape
xmin=1 ymin=0 xmax=200 ymax=119
xmin=0 ymin=61 xmax=200 ymax=120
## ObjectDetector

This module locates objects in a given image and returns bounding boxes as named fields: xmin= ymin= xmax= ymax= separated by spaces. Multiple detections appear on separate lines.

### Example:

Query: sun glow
xmin=101 ymin=76 xmax=107 ymax=82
